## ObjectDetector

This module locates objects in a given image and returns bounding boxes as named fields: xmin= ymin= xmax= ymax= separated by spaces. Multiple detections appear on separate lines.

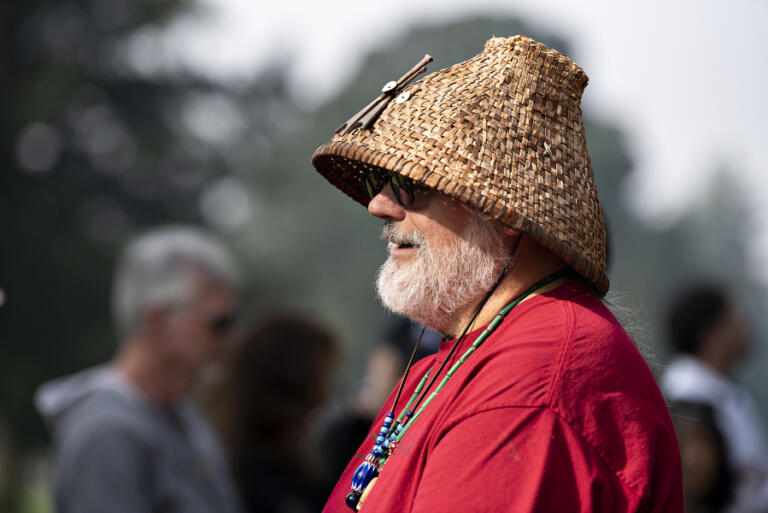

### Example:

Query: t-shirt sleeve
xmin=54 ymin=420 xmax=155 ymax=513
xmin=410 ymin=407 xmax=632 ymax=513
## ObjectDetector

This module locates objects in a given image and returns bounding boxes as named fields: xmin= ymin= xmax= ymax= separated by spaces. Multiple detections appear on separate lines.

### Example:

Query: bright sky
xmin=139 ymin=0 xmax=768 ymax=278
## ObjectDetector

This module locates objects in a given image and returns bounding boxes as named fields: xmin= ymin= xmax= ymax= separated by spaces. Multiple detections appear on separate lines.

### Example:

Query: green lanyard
xmin=381 ymin=269 xmax=570 ymax=462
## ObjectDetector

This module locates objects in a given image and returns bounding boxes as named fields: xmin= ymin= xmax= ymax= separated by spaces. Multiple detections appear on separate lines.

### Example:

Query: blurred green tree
xmin=0 ymin=1 xmax=294 ymax=509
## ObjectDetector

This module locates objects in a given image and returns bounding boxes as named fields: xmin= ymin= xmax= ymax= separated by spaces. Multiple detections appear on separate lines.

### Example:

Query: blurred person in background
xmin=207 ymin=314 xmax=339 ymax=513
xmin=663 ymin=284 xmax=768 ymax=513
xmin=322 ymin=319 xmax=441 ymax=480
xmin=310 ymin=36 xmax=682 ymax=512
xmin=35 ymin=226 xmax=244 ymax=513
xmin=669 ymin=400 xmax=734 ymax=513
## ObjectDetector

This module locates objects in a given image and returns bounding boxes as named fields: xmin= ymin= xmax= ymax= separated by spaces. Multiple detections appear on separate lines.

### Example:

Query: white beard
xmin=375 ymin=213 xmax=508 ymax=332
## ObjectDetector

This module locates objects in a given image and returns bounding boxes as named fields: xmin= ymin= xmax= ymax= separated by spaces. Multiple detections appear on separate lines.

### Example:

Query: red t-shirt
xmin=322 ymin=280 xmax=684 ymax=513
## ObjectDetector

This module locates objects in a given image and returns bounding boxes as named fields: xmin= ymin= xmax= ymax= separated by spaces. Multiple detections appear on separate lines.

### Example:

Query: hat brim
xmin=312 ymin=139 xmax=609 ymax=297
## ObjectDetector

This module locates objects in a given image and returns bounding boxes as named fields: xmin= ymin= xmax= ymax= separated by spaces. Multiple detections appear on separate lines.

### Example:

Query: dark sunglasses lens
xmin=363 ymin=171 xmax=416 ymax=206
xmin=363 ymin=173 xmax=380 ymax=199
xmin=390 ymin=174 xmax=415 ymax=207
xmin=209 ymin=312 xmax=238 ymax=334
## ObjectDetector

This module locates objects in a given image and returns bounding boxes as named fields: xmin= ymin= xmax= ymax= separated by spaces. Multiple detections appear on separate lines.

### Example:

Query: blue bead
xmin=352 ymin=461 xmax=369 ymax=487
xmin=351 ymin=463 xmax=365 ymax=490
xmin=346 ymin=492 xmax=360 ymax=509
xmin=351 ymin=461 xmax=378 ymax=492
xmin=383 ymin=439 xmax=390 ymax=449
xmin=405 ymin=410 xmax=413 ymax=417
xmin=376 ymin=435 xmax=385 ymax=443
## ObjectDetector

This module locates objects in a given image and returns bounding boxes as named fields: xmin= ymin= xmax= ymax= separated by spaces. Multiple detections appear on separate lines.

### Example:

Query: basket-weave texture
xmin=312 ymin=35 xmax=608 ymax=296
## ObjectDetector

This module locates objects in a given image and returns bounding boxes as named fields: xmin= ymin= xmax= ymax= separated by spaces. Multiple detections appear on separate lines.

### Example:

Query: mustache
xmin=380 ymin=222 xmax=426 ymax=248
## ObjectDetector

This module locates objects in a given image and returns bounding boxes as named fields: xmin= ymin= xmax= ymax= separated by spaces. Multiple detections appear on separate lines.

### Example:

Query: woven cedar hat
xmin=312 ymin=35 xmax=608 ymax=296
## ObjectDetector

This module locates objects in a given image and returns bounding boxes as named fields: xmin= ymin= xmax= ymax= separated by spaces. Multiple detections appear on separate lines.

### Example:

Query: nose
xmin=368 ymin=186 xmax=406 ymax=221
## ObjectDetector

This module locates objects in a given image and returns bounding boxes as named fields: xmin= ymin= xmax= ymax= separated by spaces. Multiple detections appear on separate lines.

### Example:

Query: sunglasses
xmin=207 ymin=310 xmax=240 ymax=335
xmin=361 ymin=169 xmax=418 ymax=208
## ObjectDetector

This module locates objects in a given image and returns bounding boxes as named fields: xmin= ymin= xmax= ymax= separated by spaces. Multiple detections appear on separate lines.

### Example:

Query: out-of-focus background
xmin=1 ymin=0 xmax=766 ymax=511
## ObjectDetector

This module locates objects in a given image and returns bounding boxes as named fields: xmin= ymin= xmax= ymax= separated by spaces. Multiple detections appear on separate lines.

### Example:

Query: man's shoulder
xmin=466 ymin=281 xmax=629 ymax=403
xmin=468 ymin=281 xmax=679 ymax=502
xmin=662 ymin=356 xmax=734 ymax=400
xmin=496 ymin=279 xmax=624 ymax=349
xmin=56 ymin=388 xmax=154 ymax=450
xmin=526 ymin=283 xmax=661 ymax=407
xmin=509 ymin=280 xmax=646 ymax=381
xmin=466 ymin=278 xmax=667 ymax=427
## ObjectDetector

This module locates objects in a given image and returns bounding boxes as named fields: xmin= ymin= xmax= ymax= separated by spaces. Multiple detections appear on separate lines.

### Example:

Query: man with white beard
xmin=376 ymin=213 xmax=509 ymax=331
xmin=311 ymin=36 xmax=683 ymax=513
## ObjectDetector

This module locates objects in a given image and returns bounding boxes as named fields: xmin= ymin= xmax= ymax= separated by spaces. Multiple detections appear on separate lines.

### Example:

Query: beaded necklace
xmin=345 ymin=269 xmax=571 ymax=510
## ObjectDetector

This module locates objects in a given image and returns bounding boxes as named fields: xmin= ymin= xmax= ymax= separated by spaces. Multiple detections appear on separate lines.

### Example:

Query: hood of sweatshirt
xmin=35 ymin=365 xmax=133 ymax=430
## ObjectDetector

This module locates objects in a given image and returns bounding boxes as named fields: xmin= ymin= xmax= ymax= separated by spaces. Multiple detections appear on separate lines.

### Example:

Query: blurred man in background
xmin=663 ymin=285 xmax=768 ymax=513
xmin=35 ymin=226 xmax=243 ymax=513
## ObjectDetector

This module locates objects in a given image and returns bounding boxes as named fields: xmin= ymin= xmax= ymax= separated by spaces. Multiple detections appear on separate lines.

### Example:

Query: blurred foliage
xmin=1 ymin=3 xmax=766 ymax=512
xmin=0 ymin=0 xmax=295 ymax=508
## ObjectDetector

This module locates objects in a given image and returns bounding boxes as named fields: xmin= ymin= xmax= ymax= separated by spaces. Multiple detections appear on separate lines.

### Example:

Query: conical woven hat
xmin=312 ymin=35 xmax=608 ymax=296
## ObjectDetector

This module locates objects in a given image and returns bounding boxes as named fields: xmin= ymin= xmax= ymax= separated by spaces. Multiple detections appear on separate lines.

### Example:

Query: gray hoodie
xmin=36 ymin=366 xmax=243 ymax=513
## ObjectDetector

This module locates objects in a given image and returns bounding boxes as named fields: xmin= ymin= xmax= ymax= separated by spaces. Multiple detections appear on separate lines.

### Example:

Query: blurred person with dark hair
xmin=322 ymin=319 xmax=441 ymax=480
xmin=35 ymin=226 xmax=244 ymax=513
xmin=208 ymin=314 xmax=339 ymax=513
xmin=663 ymin=284 xmax=768 ymax=512
xmin=669 ymin=400 xmax=734 ymax=513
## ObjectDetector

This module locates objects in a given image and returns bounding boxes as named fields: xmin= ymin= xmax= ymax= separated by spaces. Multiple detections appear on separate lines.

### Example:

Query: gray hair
xmin=112 ymin=225 xmax=241 ymax=338
xmin=602 ymin=290 xmax=661 ymax=375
